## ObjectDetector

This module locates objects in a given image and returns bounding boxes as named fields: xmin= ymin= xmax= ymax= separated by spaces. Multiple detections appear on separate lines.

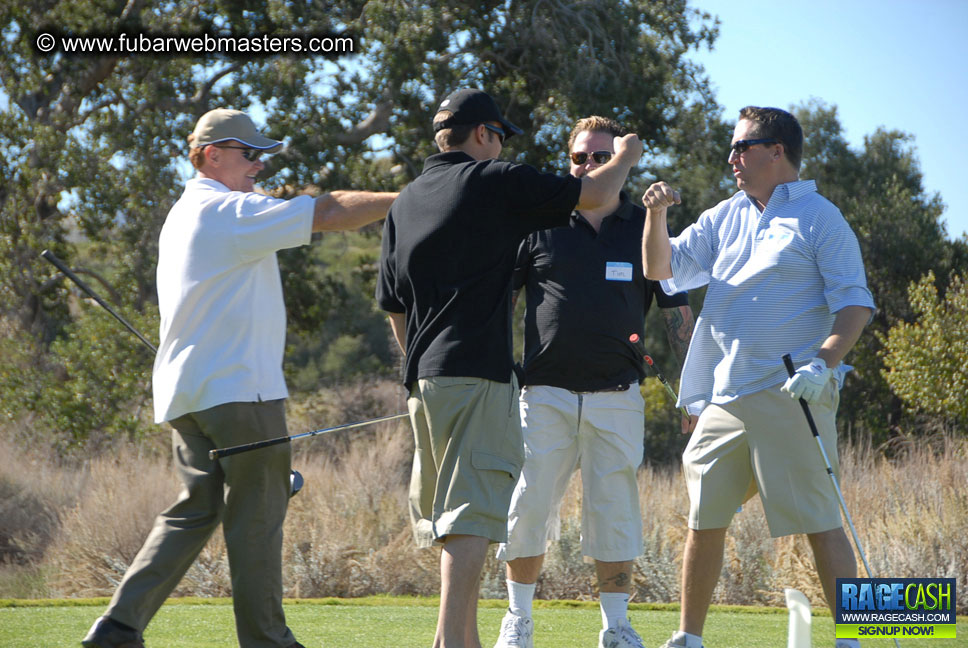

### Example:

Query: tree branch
xmin=331 ymin=100 xmax=393 ymax=146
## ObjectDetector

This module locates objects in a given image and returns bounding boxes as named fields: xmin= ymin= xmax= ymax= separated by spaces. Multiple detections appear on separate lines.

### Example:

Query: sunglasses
xmin=730 ymin=138 xmax=779 ymax=155
xmin=482 ymin=123 xmax=506 ymax=144
xmin=217 ymin=145 xmax=264 ymax=162
xmin=570 ymin=150 xmax=612 ymax=165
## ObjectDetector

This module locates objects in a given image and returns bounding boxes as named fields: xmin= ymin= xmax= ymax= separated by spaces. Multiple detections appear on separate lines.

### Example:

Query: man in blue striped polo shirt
xmin=642 ymin=106 xmax=875 ymax=648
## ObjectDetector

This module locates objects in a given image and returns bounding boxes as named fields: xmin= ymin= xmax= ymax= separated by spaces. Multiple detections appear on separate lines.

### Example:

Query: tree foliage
xmin=795 ymin=100 xmax=968 ymax=442
xmin=0 ymin=0 xmax=721 ymax=450
xmin=4 ymin=3 xmax=962 ymax=455
xmin=882 ymin=271 xmax=968 ymax=427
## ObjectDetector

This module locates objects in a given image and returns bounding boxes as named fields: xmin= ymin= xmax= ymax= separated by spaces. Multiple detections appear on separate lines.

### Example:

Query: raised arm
xmin=641 ymin=181 xmax=680 ymax=280
xmin=313 ymin=191 xmax=399 ymax=232
xmin=576 ymin=133 xmax=643 ymax=210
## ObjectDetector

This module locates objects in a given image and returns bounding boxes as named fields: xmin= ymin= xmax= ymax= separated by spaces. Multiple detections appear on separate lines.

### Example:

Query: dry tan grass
xmin=0 ymin=426 xmax=84 ymax=568
xmin=2 ymin=409 xmax=966 ymax=613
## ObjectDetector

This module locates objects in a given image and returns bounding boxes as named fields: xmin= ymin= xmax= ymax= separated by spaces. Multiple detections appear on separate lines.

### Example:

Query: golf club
xmin=782 ymin=354 xmax=901 ymax=648
xmin=41 ymin=249 xmax=158 ymax=353
xmin=629 ymin=333 xmax=691 ymax=419
xmin=209 ymin=412 xmax=410 ymax=460
xmin=41 ymin=249 xmax=309 ymax=496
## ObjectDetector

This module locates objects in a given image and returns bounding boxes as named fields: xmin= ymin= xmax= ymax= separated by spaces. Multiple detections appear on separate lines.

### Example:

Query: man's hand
xmin=642 ymin=181 xmax=681 ymax=211
xmin=613 ymin=133 xmax=644 ymax=161
xmin=781 ymin=357 xmax=832 ymax=404
xmin=681 ymin=414 xmax=698 ymax=435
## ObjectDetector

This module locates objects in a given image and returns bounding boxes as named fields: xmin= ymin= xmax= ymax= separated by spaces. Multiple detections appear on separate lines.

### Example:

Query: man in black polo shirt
xmin=376 ymin=91 xmax=642 ymax=648
xmin=493 ymin=116 xmax=695 ymax=648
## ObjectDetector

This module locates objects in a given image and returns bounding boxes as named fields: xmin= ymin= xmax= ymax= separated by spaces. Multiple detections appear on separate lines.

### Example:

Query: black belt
xmin=569 ymin=383 xmax=630 ymax=394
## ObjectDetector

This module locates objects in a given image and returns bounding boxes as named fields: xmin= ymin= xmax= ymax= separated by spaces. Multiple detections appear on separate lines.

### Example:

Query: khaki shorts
xmin=683 ymin=382 xmax=842 ymax=537
xmin=407 ymin=376 xmax=524 ymax=547
xmin=496 ymin=384 xmax=645 ymax=563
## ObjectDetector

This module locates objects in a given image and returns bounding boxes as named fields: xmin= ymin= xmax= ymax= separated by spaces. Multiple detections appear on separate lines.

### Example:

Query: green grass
xmin=0 ymin=597 xmax=963 ymax=647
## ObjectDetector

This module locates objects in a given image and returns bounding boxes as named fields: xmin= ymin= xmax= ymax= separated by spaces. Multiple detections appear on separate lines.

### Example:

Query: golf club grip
xmin=209 ymin=435 xmax=291 ymax=460
xmin=782 ymin=354 xmax=821 ymax=439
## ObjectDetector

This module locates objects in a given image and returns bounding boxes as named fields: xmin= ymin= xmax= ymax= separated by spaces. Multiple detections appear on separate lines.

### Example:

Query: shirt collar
xmin=767 ymin=179 xmax=817 ymax=204
xmin=572 ymin=190 xmax=633 ymax=223
xmin=188 ymin=176 xmax=231 ymax=192
xmin=423 ymin=150 xmax=476 ymax=172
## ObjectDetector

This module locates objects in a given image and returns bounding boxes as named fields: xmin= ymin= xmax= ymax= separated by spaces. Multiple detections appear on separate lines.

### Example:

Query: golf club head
xmin=290 ymin=470 xmax=304 ymax=498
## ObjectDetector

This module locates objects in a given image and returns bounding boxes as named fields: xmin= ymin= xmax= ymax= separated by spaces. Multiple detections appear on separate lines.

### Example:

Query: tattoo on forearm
xmin=663 ymin=305 xmax=694 ymax=366
xmin=600 ymin=571 xmax=630 ymax=588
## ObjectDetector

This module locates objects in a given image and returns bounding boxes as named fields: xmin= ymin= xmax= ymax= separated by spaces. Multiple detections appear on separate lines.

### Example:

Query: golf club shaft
xmin=41 ymin=249 xmax=157 ymax=353
xmin=783 ymin=355 xmax=899 ymax=648
xmin=629 ymin=334 xmax=690 ymax=418
xmin=782 ymin=357 xmax=899 ymax=648
xmin=209 ymin=411 xmax=409 ymax=459
xmin=782 ymin=355 xmax=876 ymax=579
xmin=645 ymin=356 xmax=691 ymax=419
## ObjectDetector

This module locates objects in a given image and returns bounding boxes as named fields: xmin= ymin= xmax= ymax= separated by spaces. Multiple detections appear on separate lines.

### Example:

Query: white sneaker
xmin=494 ymin=610 xmax=534 ymax=648
xmin=657 ymin=633 xmax=703 ymax=648
xmin=599 ymin=619 xmax=646 ymax=648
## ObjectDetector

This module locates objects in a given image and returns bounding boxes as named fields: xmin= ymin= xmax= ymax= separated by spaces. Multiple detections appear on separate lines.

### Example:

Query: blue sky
xmin=687 ymin=0 xmax=968 ymax=240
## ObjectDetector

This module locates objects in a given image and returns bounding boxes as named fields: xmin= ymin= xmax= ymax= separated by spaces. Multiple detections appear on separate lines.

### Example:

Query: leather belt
xmin=569 ymin=383 xmax=630 ymax=394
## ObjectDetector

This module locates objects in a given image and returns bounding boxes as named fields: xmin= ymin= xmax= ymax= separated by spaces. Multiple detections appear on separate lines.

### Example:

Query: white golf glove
xmin=781 ymin=357 xmax=832 ymax=404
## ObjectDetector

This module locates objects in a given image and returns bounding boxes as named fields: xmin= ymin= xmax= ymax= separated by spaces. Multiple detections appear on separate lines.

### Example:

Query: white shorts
xmin=496 ymin=384 xmax=645 ymax=563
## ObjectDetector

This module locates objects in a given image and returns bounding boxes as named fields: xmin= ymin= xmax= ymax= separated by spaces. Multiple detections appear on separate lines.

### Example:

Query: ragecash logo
xmin=836 ymin=577 xmax=956 ymax=640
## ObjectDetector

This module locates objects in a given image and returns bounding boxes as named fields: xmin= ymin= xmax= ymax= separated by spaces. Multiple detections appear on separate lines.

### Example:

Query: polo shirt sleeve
xmin=500 ymin=163 xmax=582 ymax=235
xmin=228 ymin=193 xmax=314 ymax=262
xmin=662 ymin=207 xmax=718 ymax=294
xmin=376 ymin=211 xmax=405 ymax=313
xmin=813 ymin=207 xmax=876 ymax=313
xmin=652 ymin=280 xmax=689 ymax=308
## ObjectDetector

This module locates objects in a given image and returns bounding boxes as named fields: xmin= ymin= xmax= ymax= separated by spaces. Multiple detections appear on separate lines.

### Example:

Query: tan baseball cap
xmin=190 ymin=108 xmax=284 ymax=152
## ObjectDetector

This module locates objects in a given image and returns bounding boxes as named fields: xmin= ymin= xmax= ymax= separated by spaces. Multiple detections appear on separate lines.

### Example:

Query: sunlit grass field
xmin=1 ymin=597 xmax=963 ymax=648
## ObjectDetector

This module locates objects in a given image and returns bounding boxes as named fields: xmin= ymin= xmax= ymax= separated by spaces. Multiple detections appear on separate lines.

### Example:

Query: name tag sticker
xmin=605 ymin=261 xmax=633 ymax=281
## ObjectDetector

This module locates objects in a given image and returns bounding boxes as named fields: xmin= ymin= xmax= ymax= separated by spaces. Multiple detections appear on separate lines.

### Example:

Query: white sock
xmin=672 ymin=630 xmax=703 ymax=648
xmin=599 ymin=591 xmax=630 ymax=629
xmin=507 ymin=580 xmax=535 ymax=618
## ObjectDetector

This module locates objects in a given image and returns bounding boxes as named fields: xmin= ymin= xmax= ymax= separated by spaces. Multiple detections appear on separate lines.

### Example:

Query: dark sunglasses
xmin=482 ymin=123 xmax=506 ymax=144
xmin=730 ymin=138 xmax=778 ymax=155
xmin=570 ymin=150 xmax=612 ymax=165
xmin=216 ymin=145 xmax=264 ymax=162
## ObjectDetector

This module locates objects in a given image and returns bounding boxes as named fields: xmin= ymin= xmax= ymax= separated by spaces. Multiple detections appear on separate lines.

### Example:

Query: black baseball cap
xmin=433 ymin=89 xmax=524 ymax=139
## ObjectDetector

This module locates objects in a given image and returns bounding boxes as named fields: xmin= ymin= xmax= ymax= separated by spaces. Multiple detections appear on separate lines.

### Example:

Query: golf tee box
xmin=835 ymin=577 xmax=957 ymax=640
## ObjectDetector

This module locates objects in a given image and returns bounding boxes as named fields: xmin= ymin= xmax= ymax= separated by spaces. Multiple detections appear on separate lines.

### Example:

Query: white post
xmin=786 ymin=588 xmax=812 ymax=648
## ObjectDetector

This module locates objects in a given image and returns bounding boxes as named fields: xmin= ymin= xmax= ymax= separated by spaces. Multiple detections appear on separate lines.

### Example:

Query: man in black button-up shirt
xmin=493 ymin=116 xmax=695 ymax=648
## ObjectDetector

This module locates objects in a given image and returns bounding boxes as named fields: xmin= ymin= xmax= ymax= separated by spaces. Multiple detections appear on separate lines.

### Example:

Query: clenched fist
xmin=613 ymin=133 xmax=643 ymax=160
xmin=642 ymin=181 xmax=681 ymax=211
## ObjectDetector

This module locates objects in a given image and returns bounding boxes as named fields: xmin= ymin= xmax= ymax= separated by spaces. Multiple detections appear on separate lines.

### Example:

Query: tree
xmin=796 ymin=100 xmax=968 ymax=442
xmin=0 ymin=0 xmax=722 ymax=449
xmin=882 ymin=271 xmax=968 ymax=428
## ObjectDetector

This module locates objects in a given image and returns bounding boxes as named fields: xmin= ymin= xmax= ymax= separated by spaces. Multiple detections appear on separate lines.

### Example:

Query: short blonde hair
xmin=433 ymin=110 xmax=477 ymax=151
xmin=567 ymin=116 xmax=626 ymax=151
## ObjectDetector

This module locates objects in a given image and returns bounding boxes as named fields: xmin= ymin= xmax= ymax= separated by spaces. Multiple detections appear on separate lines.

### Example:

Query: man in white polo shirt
xmin=82 ymin=109 xmax=397 ymax=648
xmin=642 ymin=106 xmax=874 ymax=648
